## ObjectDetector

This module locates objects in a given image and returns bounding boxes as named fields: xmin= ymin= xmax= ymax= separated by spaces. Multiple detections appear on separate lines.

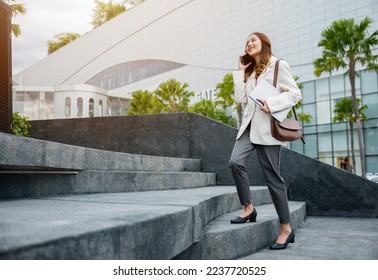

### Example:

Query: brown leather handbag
xmin=270 ymin=60 xmax=305 ymax=144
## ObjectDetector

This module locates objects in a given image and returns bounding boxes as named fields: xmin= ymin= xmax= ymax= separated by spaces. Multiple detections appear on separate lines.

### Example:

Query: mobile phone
xmin=240 ymin=53 xmax=253 ymax=66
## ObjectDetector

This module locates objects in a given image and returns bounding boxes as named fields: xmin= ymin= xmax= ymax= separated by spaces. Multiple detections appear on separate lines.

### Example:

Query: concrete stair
xmin=0 ymin=133 xmax=308 ymax=260
xmin=0 ymin=133 xmax=214 ymax=198
xmin=0 ymin=186 xmax=306 ymax=260
xmin=175 ymin=201 xmax=306 ymax=259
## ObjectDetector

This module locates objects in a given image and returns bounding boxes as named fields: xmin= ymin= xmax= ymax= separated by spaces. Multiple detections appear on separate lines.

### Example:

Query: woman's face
xmin=245 ymin=34 xmax=262 ymax=58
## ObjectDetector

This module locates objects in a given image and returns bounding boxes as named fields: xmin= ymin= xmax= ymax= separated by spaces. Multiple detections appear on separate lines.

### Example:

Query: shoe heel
xmin=249 ymin=216 xmax=256 ymax=222
xmin=290 ymin=234 xmax=295 ymax=243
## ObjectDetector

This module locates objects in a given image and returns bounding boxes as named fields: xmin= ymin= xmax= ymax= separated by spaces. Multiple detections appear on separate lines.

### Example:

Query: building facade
xmin=12 ymin=0 xmax=378 ymax=175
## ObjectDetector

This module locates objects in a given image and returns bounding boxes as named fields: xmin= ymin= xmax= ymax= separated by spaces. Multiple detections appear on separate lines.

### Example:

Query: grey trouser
xmin=229 ymin=125 xmax=291 ymax=224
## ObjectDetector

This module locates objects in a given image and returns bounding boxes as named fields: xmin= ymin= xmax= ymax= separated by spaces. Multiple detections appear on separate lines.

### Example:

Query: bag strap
xmin=273 ymin=59 xmax=280 ymax=88
xmin=273 ymin=59 xmax=305 ymax=144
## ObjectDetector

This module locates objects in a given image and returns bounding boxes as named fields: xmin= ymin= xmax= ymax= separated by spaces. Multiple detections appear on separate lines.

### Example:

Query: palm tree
xmin=287 ymin=76 xmax=312 ymax=124
xmin=189 ymin=99 xmax=237 ymax=127
xmin=127 ymin=90 xmax=163 ymax=115
xmin=313 ymin=17 xmax=378 ymax=177
xmin=216 ymin=73 xmax=243 ymax=127
xmin=91 ymin=0 xmax=127 ymax=28
xmin=154 ymin=79 xmax=194 ymax=113
xmin=47 ymin=32 xmax=81 ymax=54
xmin=3 ymin=0 xmax=26 ymax=37
xmin=333 ymin=98 xmax=368 ymax=174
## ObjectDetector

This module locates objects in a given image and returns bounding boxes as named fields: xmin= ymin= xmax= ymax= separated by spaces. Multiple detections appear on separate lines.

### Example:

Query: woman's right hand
xmin=238 ymin=55 xmax=251 ymax=71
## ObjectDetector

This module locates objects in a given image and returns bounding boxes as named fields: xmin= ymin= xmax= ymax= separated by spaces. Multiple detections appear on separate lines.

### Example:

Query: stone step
xmin=0 ymin=170 xmax=217 ymax=199
xmin=0 ymin=132 xmax=201 ymax=173
xmin=0 ymin=186 xmax=272 ymax=259
xmin=174 ymin=201 xmax=306 ymax=260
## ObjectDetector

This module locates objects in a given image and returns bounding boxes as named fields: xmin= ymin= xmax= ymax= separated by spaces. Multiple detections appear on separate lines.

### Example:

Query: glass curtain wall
xmin=290 ymin=70 xmax=378 ymax=176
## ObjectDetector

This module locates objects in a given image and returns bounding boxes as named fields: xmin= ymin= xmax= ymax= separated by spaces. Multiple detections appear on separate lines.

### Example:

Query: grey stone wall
xmin=30 ymin=113 xmax=262 ymax=185
xmin=29 ymin=113 xmax=377 ymax=217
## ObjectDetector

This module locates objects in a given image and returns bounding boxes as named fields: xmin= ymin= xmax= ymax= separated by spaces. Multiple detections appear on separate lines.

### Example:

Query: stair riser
xmin=0 ymin=171 xmax=216 ymax=199
xmin=0 ymin=133 xmax=201 ymax=173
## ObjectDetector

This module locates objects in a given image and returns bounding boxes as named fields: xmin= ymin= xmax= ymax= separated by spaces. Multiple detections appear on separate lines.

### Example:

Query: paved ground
xmin=241 ymin=216 xmax=378 ymax=260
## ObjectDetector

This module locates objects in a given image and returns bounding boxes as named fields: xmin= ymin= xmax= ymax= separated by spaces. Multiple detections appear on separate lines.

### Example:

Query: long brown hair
xmin=244 ymin=32 xmax=273 ymax=82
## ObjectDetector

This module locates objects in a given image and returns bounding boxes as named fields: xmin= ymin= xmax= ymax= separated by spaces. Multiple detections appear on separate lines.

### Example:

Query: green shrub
xmin=12 ymin=112 xmax=31 ymax=136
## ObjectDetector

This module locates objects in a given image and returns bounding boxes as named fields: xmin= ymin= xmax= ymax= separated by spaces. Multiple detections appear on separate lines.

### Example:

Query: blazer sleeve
xmin=265 ymin=60 xmax=302 ymax=113
xmin=232 ymin=70 xmax=248 ymax=103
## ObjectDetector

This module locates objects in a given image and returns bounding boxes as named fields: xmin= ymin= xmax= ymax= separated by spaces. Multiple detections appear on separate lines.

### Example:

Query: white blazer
xmin=232 ymin=56 xmax=302 ymax=146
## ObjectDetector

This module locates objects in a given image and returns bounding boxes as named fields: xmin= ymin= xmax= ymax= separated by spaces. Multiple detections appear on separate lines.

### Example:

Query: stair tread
xmin=203 ymin=201 xmax=306 ymax=234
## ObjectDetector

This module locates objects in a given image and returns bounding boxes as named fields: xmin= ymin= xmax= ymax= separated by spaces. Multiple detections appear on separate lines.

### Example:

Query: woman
xmin=229 ymin=32 xmax=302 ymax=250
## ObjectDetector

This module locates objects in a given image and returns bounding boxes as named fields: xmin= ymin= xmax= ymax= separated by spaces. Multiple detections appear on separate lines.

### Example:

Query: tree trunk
xmin=349 ymin=121 xmax=356 ymax=175
xmin=349 ymin=59 xmax=366 ymax=177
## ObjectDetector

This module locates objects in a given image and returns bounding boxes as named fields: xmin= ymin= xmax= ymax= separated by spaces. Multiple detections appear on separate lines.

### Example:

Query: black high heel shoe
xmin=269 ymin=231 xmax=295 ymax=250
xmin=230 ymin=208 xmax=257 ymax=224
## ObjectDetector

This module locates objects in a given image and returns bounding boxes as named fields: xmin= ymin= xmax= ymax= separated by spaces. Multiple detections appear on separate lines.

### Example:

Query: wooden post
xmin=0 ymin=1 xmax=12 ymax=133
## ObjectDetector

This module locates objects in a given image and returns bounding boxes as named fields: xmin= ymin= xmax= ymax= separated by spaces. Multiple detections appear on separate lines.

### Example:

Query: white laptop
xmin=249 ymin=78 xmax=291 ymax=122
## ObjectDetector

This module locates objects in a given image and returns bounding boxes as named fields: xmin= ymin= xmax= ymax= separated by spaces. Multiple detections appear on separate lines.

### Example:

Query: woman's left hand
xmin=257 ymin=99 xmax=271 ymax=114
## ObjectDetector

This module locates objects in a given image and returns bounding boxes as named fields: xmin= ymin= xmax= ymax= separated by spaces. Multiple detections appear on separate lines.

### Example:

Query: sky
xmin=11 ymin=0 xmax=96 ymax=74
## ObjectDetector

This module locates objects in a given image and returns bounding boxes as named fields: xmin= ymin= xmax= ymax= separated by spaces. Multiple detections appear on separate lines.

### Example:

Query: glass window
xmin=24 ymin=91 xmax=40 ymax=120
xmin=364 ymin=127 xmax=378 ymax=156
xmin=77 ymin=97 xmax=83 ymax=117
xmin=316 ymin=100 xmax=330 ymax=124
xmin=317 ymin=124 xmax=331 ymax=133
xmin=330 ymin=98 xmax=346 ymax=122
xmin=366 ymin=156 xmax=378 ymax=173
xmin=65 ymin=97 xmax=71 ymax=118
xmin=315 ymin=78 xmax=329 ymax=101
xmin=364 ymin=119 xmax=378 ymax=128
xmin=362 ymin=93 xmax=378 ymax=118
xmin=44 ymin=92 xmax=55 ymax=119
xmin=89 ymin=98 xmax=94 ymax=117
xmin=107 ymin=98 xmax=113 ymax=117
xmin=290 ymin=139 xmax=304 ymax=154
xmin=303 ymin=125 xmax=316 ymax=134
xmin=302 ymin=104 xmax=316 ymax=126
xmin=15 ymin=91 xmax=25 ymax=102
xmin=99 ymin=100 xmax=103 ymax=117
xmin=361 ymin=70 xmax=378 ymax=94
xmin=304 ymin=134 xmax=318 ymax=158
xmin=330 ymin=75 xmax=344 ymax=99
xmin=332 ymin=122 xmax=347 ymax=132
xmin=86 ymin=60 xmax=186 ymax=90
xmin=319 ymin=157 xmax=333 ymax=166
xmin=301 ymin=81 xmax=315 ymax=104
xmin=332 ymin=130 xmax=349 ymax=158
xmin=318 ymin=132 xmax=332 ymax=157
